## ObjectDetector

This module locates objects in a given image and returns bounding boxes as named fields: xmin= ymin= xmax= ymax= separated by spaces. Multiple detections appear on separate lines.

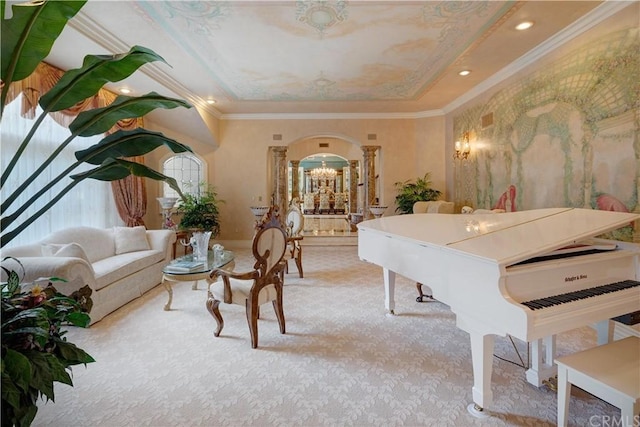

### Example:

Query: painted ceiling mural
xmin=135 ymin=0 xmax=512 ymax=102
xmin=454 ymin=27 xmax=639 ymax=241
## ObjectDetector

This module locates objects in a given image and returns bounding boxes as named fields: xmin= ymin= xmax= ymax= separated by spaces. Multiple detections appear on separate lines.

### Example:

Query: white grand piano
xmin=358 ymin=207 xmax=640 ymax=416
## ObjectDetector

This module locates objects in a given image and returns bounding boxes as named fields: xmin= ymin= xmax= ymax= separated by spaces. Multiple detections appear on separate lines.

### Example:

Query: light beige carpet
xmin=34 ymin=246 xmax=618 ymax=426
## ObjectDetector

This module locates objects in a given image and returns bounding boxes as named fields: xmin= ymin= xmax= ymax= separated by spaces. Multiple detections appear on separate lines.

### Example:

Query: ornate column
xmin=349 ymin=160 xmax=358 ymax=214
xmin=270 ymin=146 xmax=288 ymax=218
xmin=362 ymin=145 xmax=379 ymax=219
xmin=290 ymin=160 xmax=300 ymax=201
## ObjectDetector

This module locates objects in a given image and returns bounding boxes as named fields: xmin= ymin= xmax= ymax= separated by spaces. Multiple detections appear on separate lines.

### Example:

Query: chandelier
xmin=310 ymin=161 xmax=337 ymax=181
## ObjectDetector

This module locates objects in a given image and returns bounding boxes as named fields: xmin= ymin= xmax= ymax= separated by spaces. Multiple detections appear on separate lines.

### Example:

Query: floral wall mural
xmin=453 ymin=27 xmax=639 ymax=240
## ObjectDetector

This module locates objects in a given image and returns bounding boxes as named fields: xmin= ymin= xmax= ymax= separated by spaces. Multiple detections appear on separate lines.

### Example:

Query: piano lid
xmin=357 ymin=208 xmax=639 ymax=266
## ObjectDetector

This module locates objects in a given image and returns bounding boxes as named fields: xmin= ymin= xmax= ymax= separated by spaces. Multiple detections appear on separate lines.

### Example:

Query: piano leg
xmin=526 ymin=335 xmax=557 ymax=388
xmin=468 ymin=332 xmax=495 ymax=417
xmin=594 ymin=319 xmax=614 ymax=345
xmin=383 ymin=268 xmax=396 ymax=315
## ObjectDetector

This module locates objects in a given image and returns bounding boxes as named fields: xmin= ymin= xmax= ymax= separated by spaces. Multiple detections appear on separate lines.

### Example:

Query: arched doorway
xmin=288 ymin=153 xmax=359 ymax=238
xmin=292 ymin=153 xmax=348 ymax=198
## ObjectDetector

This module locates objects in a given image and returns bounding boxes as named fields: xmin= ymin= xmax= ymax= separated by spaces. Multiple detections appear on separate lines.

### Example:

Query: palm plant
xmin=177 ymin=184 xmax=223 ymax=237
xmin=394 ymin=173 xmax=442 ymax=214
xmin=1 ymin=1 xmax=197 ymax=424
xmin=0 ymin=0 xmax=192 ymax=247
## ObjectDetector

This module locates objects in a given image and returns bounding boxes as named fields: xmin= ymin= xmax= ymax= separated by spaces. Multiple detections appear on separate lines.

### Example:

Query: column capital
xmin=361 ymin=145 xmax=380 ymax=155
xmin=270 ymin=146 xmax=288 ymax=154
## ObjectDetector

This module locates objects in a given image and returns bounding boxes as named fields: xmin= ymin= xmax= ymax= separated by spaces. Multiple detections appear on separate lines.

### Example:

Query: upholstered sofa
xmin=1 ymin=226 xmax=176 ymax=324
xmin=412 ymin=200 xmax=455 ymax=214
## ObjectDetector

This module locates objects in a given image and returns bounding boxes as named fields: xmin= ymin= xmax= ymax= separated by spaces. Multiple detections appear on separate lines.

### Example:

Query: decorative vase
xmin=369 ymin=205 xmax=388 ymax=218
xmin=250 ymin=206 xmax=270 ymax=225
xmin=156 ymin=197 xmax=178 ymax=230
xmin=190 ymin=231 xmax=212 ymax=261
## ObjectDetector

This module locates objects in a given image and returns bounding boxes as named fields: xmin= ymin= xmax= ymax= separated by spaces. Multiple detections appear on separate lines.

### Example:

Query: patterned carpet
xmin=34 ymin=246 xmax=618 ymax=426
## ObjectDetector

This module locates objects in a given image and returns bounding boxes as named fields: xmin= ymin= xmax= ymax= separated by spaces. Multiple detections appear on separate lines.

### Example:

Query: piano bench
xmin=555 ymin=336 xmax=640 ymax=427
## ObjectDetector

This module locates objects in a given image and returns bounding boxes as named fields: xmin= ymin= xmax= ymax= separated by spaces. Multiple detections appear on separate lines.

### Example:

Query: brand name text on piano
xmin=565 ymin=274 xmax=587 ymax=282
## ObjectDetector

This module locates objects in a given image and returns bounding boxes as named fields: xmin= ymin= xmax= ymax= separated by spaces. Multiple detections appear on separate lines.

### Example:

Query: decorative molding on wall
xmin=220 ymin=110 xmax=445 ymax=120
xmin=68 ymin=2 xmax=625 ymax=122
xmin=69 ymin=11 xmax=223 ymax=119
xmin=443 ymin=1 xmax=630 ymax=114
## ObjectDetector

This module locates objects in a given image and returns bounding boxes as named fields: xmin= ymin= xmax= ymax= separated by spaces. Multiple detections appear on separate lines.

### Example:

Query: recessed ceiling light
xmin=458 ymin=70 xmax=471 ymax=76
xmin=119 ymin=88 xmax=131 ymax=94
xmin=206 ymin=99 xmax=216 ymax=105
xmin=515 ymin=21 xmax=534 ymax=31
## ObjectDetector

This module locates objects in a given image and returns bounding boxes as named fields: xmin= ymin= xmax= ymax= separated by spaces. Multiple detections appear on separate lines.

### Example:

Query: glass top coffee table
xmin=162 ymin=250 xmax=234 ymax=311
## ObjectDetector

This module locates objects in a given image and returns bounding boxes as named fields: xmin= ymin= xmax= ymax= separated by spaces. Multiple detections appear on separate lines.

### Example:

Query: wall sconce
xmin=454 ymin=132 xmax=471 ymax=160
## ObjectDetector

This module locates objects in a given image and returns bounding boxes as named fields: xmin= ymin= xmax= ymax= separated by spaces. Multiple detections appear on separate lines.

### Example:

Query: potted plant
xmin=1 ymin=1 xmax=196 ymax=424
xmin=1 ymin=0 xmax=192 ymax=247
xmin=177 ymin=184 xmax=223 ymax=237
xmin=394 ymin=172 xmax=442 ymax=214
xmin=1 ymin=262 xmax=94 ymax=427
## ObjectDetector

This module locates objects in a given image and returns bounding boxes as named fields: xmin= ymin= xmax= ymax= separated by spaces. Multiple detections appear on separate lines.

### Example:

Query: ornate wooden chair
xmin=302 ymin=193 xmax=315 ymax=214
xmin=334 ymin=192 xmax=346 ymax=214
xmin=284 ymin=202 xmax=304 ymax=278
xmin=207 ymin=206 xmax=287 ymax=348
xmin=318 ymin=192 xmax=331 ymax=214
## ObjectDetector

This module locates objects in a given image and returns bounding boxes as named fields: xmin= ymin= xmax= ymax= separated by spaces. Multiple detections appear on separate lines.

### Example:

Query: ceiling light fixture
xmin=206 ymin=99 xmax=216 ymax=104
xmin=515 ymin=21 xmax=534 ymax=31
xmin=310 ymin=161 xmax=337 ymax=182
xmin=119 ymin=88 xmax=131 ymax=94
xmin=458 ymin=70 xmax=471 ymax=76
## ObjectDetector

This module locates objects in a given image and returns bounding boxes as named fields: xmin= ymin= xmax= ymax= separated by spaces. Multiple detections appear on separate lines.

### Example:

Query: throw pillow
xmin=41 ymin=242 xmax=91 ymax=265
xmin=114 ymin=226 xmax=150 ymax=254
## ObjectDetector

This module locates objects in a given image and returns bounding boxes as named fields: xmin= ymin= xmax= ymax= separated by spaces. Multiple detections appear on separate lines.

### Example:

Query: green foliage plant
xmin=1 ymin=261 xmax=94 ymax=427
xmin=177 ymin=184 xmax=223 ymax=237
xmin=0 ymin=0 xmax=194 ymax=247
xmin=393 ymin=172 xmax=442 ymax=214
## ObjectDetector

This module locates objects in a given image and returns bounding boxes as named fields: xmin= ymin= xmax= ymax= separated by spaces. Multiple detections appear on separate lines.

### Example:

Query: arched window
xmin=162 ymin=153 xmax=205 ymax=198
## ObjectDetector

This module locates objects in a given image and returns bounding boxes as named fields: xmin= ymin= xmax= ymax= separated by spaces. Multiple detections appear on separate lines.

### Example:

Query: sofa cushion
xmin=41 ymin=242 xmax=95 ymax=275
xmin=42 ymin=242 xmax=89 ymax=261
xmin=40 ymin=227 xmax=115 ymax=263
xmin=92 ymin=249 xmax=164 ymax=291
xmin=114 ymin=226 xmax=150 ymax=255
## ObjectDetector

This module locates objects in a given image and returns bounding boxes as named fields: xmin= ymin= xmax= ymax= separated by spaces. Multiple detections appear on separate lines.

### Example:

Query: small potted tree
xmin=394 ymin=173 xmax=442 ymax=214
xmin=176 ymin=184 xmax=223 ymax=260
xmin=176 ymin=184 xmax=222 ymax=237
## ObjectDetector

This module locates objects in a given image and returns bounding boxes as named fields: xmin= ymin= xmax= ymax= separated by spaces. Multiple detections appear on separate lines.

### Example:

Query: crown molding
xmin=220 ymin=110 xmax=444 ymax=121
xmin=69 ymin=12 xmax=222 ymax=119
xmin=442 ymin=1 xmax=631 ymax=114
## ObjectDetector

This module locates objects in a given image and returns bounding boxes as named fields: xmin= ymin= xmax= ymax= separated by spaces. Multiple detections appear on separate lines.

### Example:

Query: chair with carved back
xmin=284 ymin=201 xmax=304 ymax=278
xmin=318 ymin=192 xmax=331 ymax=214
xmin=302 ymin=193 xmax=315 ymax=214
xmin=333 ymin=192 xmax=346 ymax=214
xmin=207 ymin=206 xmax=287 ymax=348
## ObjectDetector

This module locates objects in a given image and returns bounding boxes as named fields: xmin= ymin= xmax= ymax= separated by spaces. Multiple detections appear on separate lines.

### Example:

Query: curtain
xmin=1 ymin=93 xmax=123 ymax=247
xmin=1 ymin=61 xmax=150 ymax=246
xmin=106 ymin=116 xmax=147 ymax=226
xmin=111 ymin=156 xmax=148 ymax=227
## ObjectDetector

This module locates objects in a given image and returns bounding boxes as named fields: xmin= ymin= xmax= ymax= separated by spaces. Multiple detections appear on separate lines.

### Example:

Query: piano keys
xmin=358 ymin=207 xmax=640 ymax=416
